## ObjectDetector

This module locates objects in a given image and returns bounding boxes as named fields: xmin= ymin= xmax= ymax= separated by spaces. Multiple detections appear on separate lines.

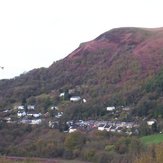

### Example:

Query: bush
xmin=95 ymin=151 xmax=113 ymax=163
xmin=81 ymin=148 xmax=96 ymax=161
xmin=64 ymin=132 xmax=86 ymax=151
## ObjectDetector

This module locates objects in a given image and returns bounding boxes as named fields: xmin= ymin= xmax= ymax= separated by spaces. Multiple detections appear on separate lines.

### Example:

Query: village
xmin=0 ymin=90 xmax=158 ymax=136
xmin=0 ymin=86 xmax=157 ymax=135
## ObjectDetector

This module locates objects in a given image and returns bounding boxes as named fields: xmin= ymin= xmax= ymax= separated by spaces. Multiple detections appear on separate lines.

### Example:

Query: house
xmin=104 ymin=124 xmax=112 ymax=132
xmin=30 ymin=119 xmax=42 ymax=125
xmin=126 ymin=130 xmax=132 ymax=135
xmin=116 ymin=126 xmax=123 ymax=133
xmin=49 ymin=121 xmax=59 ymax=128
xmin=4 ymin=117 xmax=11 ymax=122
xmin=106 ymin=106 xmax=115 ymax=111
xmin=70 ymin=96 xmax=81 ymax=102
xmin=55 ymin=106 xmax=59 ymax=110
xmin=75 ymin=120 xmax=84 ymax=126
xmin=55 ymin=112 xmax=63 ymax=118
xmin=83 ymin=99 xmax=87 ymax=103
xmin=17 ymin=111 xmax=26 ymax=117
xmin=110 ymin=126 xmax=116 ymax=132
xmin=27 ymin=113 xmax=42 ymax=118
xmin=21 ymin=119 xmax=42 ymax=125
xmin=59 ymin=92 xmax=65 ymax=97
xmin=17 ymin=106 xmax=24 ymax=110
xmin=115 ymin=121 xmax=122 ymax=127
xmin=3 ymin=109 xmax=9 ymax=113
xmin=126 ymin=122 xmax=134 ymax=129
xmin=27 ymin=105 xmax=35 ymax=110
xmin=50 ymin=106 xmax=59 ymax=110
xmin=147 ymin=119 xmax=157 ymax=126
xmin=98 ymin=124 xmax=106 ymax=131
xmin=66 ymin=120 xmax=74 ymax=127
xmin=20 ymin=119 xmax=30 ymax=124
xmin=122 ymin=107 xmax=131 ymax=111
xmin=69 ymin=126 xmax=77 ymax=133
xmin=50 ymin=106 xmax=54 ymax=110
xmin=44 ymin=112 xmax=50 ymax=117
xmin=68 ymin=89 xmax=75 ymax=94
xmin=120 ymin=122 xmax=127 ymax=127
xmin=33 ymin=113 xmax=42 ymax=118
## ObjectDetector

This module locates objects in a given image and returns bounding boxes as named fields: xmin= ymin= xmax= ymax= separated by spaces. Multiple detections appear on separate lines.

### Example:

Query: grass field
xmin=141 ymin=133 xmax=163 ymax=145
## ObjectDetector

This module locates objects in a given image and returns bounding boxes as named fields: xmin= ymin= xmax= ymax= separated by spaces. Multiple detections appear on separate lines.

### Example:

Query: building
xmin=106 ymin=106 xmax=115 ymax=111
xmin=70 ymin=96 xmax=81 ymax=102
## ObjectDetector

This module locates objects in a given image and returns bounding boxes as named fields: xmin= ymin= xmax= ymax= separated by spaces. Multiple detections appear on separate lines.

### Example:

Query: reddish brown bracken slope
xmin=1 ymin=27 xmax=163 ymax=107
xmin=66 ymin=27 xmax=163 ymax=77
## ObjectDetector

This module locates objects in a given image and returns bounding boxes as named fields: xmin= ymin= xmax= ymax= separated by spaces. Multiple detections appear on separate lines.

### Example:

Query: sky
xmin=0 ymin=0 xmax=163 ymax=79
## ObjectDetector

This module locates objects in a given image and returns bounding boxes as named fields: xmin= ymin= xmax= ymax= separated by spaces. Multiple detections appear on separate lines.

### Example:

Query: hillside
xmin=1 ymin=27 xmax=163 ymax=117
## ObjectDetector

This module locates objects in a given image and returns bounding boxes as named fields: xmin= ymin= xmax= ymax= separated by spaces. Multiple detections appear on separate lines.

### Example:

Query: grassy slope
xmin=141 ymin=133 xmax=163 ymax=145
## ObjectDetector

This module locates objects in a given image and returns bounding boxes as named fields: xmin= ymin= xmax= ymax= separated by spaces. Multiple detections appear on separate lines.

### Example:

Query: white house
xmin=116 ymin=126 xmax=123 ymax=133
xmin=98 ymin=124 xmax=106 ymax=131
xmin=110 ymin=126 xmax=117 ymax=132
xmin=50 ymin=106 xmax=55 ymax=110
xmin=27 ymin=113 xmax=42 ymax=118
xmin=147 ymin=119 xmax=156 ymax=126
xmin=4 ymin=117 xmax=11 ymax=121
xmin=33 ymin=113 xmax=42 ymax=118
xmin=3 ymin=109 xmax=9 ymax=113
xmin=30 ymin=119 xmax=42 ymax=125
xmin=55 ymin=112 xmax=63 ymax=118
xmin=122 ymin=107 xmax=131 ymax=111
xmin=106 ymin=106 xmax=115 ymax=111
xmin=70 ymin=96 xmax=81 ymax=102
xmin=17 ymin=106 xmax=24 ymax=110
xmin=59 ymin=92 xmax=65 ymax=97
xmin=104 ymin=124 xmax=112 ymax=132
xmin=69 ymin=126 xmax=77 ymax=133
xmin=50 ymin=106 xmax=59 ymax=110
xmin=27 ymin=105 xmax=35 ymax=110
xmin=49 ymin=121 xmax=54 ymax=128
xmin=83 ymin=99 xmax=87 ymax=103
xmin=17 ymin=111 xmax=26 ymax=117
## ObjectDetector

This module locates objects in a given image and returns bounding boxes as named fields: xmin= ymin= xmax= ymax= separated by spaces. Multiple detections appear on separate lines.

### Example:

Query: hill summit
xmin=1 ymin=27 xmax=163 ymax=117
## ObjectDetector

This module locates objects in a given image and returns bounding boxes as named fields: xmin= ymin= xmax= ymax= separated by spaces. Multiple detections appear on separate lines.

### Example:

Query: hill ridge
xmin=1 ymin=27 xmax=163 ymax=118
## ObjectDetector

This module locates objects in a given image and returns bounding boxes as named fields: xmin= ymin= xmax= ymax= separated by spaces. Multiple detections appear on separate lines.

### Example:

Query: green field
xmin=141 ymin=133 xmax=163 ymax=145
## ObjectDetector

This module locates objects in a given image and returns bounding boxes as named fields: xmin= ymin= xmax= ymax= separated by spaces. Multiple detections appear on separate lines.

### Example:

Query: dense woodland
xmin=0 ymin=122 xmax=154 ymax=163
xmin=0 ymin=123 xmax=163 ymax=163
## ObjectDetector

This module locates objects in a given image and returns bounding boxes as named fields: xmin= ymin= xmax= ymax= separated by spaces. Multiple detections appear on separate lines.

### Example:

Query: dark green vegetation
xmin=1 ymin=123 xmax=163 ymax=163
xmin=0 ymin=123 xmax=145 ymax=163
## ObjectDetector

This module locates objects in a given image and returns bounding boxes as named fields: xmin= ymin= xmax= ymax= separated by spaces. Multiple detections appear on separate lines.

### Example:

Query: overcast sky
xmin=0 ymin=0 xmax=163 ymax=79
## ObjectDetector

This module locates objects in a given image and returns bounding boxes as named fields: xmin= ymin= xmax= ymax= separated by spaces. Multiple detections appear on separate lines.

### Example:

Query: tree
xmin=139 ymin=122 xmax=151 ymax=136
xmin=64 ymin=132 xmax=86 ymax=151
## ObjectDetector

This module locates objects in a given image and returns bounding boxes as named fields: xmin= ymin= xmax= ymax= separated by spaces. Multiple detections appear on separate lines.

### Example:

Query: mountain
xmin=1 ymin=27 xmax=163 ymax=117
